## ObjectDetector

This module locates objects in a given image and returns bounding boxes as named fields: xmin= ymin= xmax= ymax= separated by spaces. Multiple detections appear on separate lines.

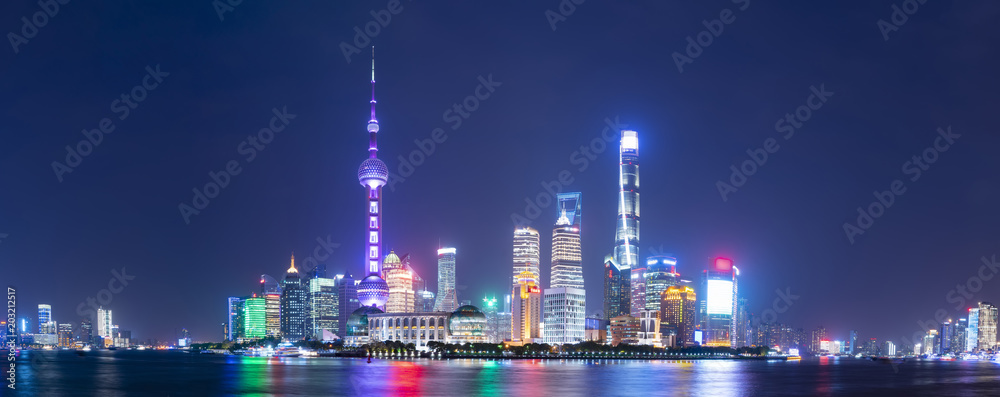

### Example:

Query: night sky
xmin=2 ymin=1 xmax=999 ymax=344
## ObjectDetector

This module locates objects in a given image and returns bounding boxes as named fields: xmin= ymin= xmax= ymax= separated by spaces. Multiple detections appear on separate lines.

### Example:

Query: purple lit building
xmin=356 ymin=48 xmax=390 ymax=310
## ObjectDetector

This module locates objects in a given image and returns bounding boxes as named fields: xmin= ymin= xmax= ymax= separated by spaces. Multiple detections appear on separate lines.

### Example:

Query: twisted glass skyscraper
xmin=614 ymin=130 xmax=639 ymax=272
xmin=605 ymin=130 xmax=638 ymax=318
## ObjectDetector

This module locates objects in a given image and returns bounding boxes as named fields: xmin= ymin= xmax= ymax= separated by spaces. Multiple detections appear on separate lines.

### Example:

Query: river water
xmin=9 ymin=351 xmax=1000 ymax=396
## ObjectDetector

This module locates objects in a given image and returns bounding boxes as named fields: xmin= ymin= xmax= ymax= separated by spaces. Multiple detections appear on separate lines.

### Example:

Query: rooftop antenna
xmin=370 ymin=46 xmax=376 ymax=122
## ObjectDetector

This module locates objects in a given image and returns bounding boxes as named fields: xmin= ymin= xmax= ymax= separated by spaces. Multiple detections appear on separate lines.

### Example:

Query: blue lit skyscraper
xmin=227 ymin=297 xmax=245 ymax=341
xmin=702 ymin=257 xmax=738 ymax=347
xmin=614 ymin=130 xmax=639 ymax=272
xmin=605 ymin=130 xmax=638 ymax=318
xmin=38 ymin=304 xmax=53 ymax=334
xmin=967 ymin=307 xmax=980 ymax=352
xmin=356 ymin=48 xmax=390 ymax=310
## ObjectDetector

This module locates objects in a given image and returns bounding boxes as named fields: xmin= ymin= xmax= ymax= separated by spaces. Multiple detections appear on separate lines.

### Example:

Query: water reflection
xmin=475 ymin=360 xmax=502 ymax=397
xmin=387 ymin=360 xmax=424 ymax=396
xmin=13 ymin=352 xmax=1000 ymax=396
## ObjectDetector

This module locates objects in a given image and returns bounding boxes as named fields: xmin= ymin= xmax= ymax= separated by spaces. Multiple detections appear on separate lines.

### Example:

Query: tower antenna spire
xmin=370 ymin=46 xmax=376 ymax=122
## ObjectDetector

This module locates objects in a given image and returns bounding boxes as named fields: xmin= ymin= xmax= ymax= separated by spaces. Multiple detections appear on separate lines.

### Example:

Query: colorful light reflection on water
xmin=12 ymin=351 xmax=1000 ymax=396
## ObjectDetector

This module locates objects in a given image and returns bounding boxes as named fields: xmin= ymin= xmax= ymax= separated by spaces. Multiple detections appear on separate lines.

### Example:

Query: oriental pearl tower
xmin=356 ymin=47 xmax=390 ymax=310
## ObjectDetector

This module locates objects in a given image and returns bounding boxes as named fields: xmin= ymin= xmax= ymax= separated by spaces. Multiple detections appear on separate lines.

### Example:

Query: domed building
xmin=383 ymin=251 xmax=414 ymax=313
xmin=448 ymin=305 xmax=487 ymax=344
xmin=346 ymin=305 xmax=384 ymax=346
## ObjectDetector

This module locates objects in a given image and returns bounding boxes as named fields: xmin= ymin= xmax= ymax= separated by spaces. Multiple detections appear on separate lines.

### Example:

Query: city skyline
xmin=3 ymin=1 xmax=1000 ymax=348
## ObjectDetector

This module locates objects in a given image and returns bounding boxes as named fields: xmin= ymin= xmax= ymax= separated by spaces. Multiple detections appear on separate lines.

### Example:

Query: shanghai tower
xmin=356 ymin=48 xmax=390 ymax=310
xmin=605 ymin=130 xmax=638 ymax=318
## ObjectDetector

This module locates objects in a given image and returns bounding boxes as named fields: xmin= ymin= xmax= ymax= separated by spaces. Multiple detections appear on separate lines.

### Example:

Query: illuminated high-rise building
xmin=630 ymin=266 xmax=646 ymax=316
xmin=606 ymin=130 xmax=638 ymax=319
xmin=660 ymin=285 xmax=696 ymax=347
xmin=812 ymin=326 xmax=827 ymax=353
xmin=243 ymin=296 xmax=266 ymax=339
xmin=543 ymin=287 xmax=586 ymax=345
xmin=644 ymin=256 xmax=679 ymax=312
xmin=613 ymin=130 xmax=639 ymax=279
xmin=884 ymin=340 xmax=896 ymax=357
xmin=977 ymin=302 xmax=998 ymax=350
xmin=401 ymin=254 xmax=426 ymax=312
xmin=513 ymin=227 xmax=540 ymax=288
xmin=307 ymin=275 xmax=338 ymax=340
xmin=603 ymin=255 xmax=629 ymax=318
xmin=279 ymin=254 xmax=308 ymax=340
xmin=58 ymin=323 xmax=73 ymax=347
xmin=260 ymin=274 xmax=282 ymax=337
xmin=967 ymin=308 xmax=980 ymax=352
xmin=80 ymin=320 xmax=93 ymax=347
xmin=551 ymin=211 xmax=583 ymax=289
xmin=551 ymin=192 xmax=583 ymax=289
xmin=940 ymin=320 xmax=954 ymax=353
xmin=954 ymin=318 xmax=968 ymax=353
xmin=38 ymin=304 xmax=53 ymax=335
xmin=337 ymin=273 xmax=359 ymax=337
xmin=356 ymin=47 xmax=391 ymax=310
xmin=512 ymin=271 xmax=542 ymax=343
xmin=701 ymin=257 xmax=738 ymax=347
xmin=735 ymin=297 xmax=750 ymax=348
xmin=227 ymin=296 xmax=245 ymax=341
xmin=383 ymin=251 xmax=414 ymax=313
xmin=97 ymin=307 xmax=113 ymax=338
xmin=434 ymin=248 xmax=458 ymax=312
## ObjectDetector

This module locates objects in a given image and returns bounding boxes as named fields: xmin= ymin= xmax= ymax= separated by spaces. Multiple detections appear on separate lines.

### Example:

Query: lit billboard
xmin=706 ymin=279 xmax=734 ymax=315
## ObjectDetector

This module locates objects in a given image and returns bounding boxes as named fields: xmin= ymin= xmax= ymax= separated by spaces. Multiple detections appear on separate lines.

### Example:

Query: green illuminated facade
xmin=244 ymin=297 xmax=266 ymax=339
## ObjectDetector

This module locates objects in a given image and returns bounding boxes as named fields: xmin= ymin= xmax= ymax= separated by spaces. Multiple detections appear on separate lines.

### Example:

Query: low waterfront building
xmin=366 ymin=305 xmax=489 ymax=350
xmin=610 ymin=315 xmax=640 ymax=346
xmin=448 ymin=305 xmax=488 ymax=344
xmin=636 ymin=310 xmax=661 ymax=347
xmin=346 ymin=306 xmax=384 ymax=346
xmin=367 ymin=311 xmax=451 ymax=350
xmin=585 ymin=317 xmax=608 ymax=342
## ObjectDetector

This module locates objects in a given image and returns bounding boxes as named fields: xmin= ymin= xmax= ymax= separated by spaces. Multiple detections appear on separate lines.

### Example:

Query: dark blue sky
xmin=2 ymin=1 xmax=999 ymax=344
